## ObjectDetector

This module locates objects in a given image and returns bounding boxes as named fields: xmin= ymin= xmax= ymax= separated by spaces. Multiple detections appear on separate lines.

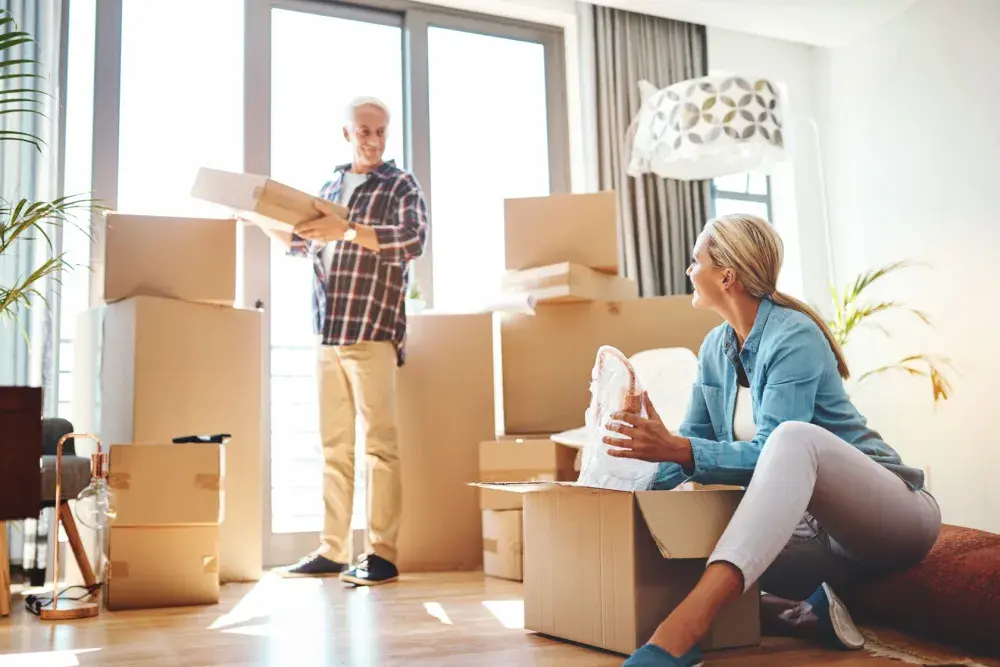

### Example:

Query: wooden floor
xmin=0 ymin=572 xmax=913 ymax=666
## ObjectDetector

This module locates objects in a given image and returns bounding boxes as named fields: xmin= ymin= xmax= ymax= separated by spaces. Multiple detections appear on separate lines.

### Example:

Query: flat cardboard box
xmin=479 ymin=439 xmax=577 ymax=511
xmin=504 ymin=191 xmax=619 ymax=274
xmin=482 ymin=509 xmax=523 ymax=581
xmin=499 ymin=296 xmax=722 ymax=434
xmin=502 ymin=262 xmax=638 ymax=304
xmin=74 ymin=296 xmax=262 ymax=583
xmin=474 ymin=482 xmax=760 ymax=654
xmin=395 ymin=313 xmax=496 ymax=572
xmin=190 ymin=166 xmax=348 ymax=233
xmin=105 ymin=525 xmax=219 ymax=610
xmin=108 ymin=443 xmax=223 ymax=527
xmin=92 ymin=213 xmax=237 ymax=306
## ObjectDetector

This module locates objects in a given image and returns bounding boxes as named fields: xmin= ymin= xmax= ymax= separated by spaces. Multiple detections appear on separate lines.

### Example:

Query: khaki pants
xmin=317 ymin=340 xmax=400 ymax=565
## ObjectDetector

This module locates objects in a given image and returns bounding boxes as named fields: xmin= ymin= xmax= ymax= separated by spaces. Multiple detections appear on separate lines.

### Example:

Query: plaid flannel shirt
xmin=288 ymin=160 xmax=428 ymax=366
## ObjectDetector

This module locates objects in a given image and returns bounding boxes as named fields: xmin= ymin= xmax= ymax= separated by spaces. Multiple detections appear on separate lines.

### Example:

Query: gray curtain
xmin=593 ymin=5 xmax=712 ymax=296
xmin=0 ymin=0 xmax=64 ymax=401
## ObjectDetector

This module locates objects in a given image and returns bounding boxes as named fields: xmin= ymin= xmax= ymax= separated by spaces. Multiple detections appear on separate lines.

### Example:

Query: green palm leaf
xmin=0 ymin=8 xmax=45 ymax=151
xmin=856 ymin=354 xmax=955 ymax=405
xmin=829 ymin=260 xmax=954 ymax=404
xmin=0 ymin=9 xmax=105 ymax=335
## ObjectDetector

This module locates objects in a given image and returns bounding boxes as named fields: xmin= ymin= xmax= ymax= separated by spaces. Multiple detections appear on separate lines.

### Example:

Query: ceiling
xmin=586 ymin=0 xmax=919 ymax=47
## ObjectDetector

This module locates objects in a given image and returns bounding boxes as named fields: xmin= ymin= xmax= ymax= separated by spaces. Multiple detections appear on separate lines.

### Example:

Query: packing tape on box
xmin=195 ymin=474 xmax=221 ymax=491
xmin=482 ymin=538 xmax=498 ymax=554
xmin=108 ymin=473 xmax=130 ymax=490
xmin=108 ymin=473 xmax=221 ymax=491
xmin=202 ymin=556 xmax=219 ymax=574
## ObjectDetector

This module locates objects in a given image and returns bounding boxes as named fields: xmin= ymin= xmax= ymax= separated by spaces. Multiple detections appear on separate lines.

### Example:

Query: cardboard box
xmin=502 ymin=262 xmax=638 ymax=304
xmin=504 ymin=191 xmax=619 ymax=274
xmin=108 ymin=443 xmax=223 ymax=527
xmin=475 ymin=483 xmax=760 ymax=654
xmin=92 ymin=213 xmax=237 ymax=306
xmin=479 ymin=439 xmax=577 ymax=511
xmin=482 ymin=509 xmax=523 ymax=581
xmin=74 ymin=296 xmax=262 ymax=583
xmin=499 ymin=296 xmax=721 ymax=434
xmin=395 ymin=313 xmax=496 ymax=572
xmin=105 ymin=525 xmax=219 ymax=610
xmin=190 ymin=166 xmax=348 ymax=233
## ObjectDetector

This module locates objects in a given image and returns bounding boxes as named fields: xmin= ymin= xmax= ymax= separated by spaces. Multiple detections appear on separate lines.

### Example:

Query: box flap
xmin=634 ymin=489 xmax=743 ymax=559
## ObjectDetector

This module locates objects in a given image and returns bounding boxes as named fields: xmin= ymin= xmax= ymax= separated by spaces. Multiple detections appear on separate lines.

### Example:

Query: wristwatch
xmin=343 ymin=221 xmax=357 ymax=243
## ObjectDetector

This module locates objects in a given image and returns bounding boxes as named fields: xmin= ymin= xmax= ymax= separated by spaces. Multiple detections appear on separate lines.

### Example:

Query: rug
xmin=860 ymin=626 xmax=1000 ymax=667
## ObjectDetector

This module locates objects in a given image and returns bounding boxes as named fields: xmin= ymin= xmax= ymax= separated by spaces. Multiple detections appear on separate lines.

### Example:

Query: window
xmin=56 ymin=0 xmax=97 ymax=419
xmin=65 ymin=0 xmax=568 ymax=567
xmin=427 ymin=27 xmax=552 ymax=312
xmin=117 ymin=0 xmax=243 ymax=216
xmin=268 ymin=7 xmax=405 ymax=536
xmin=711 ymin=172 xmax=772 ymax=221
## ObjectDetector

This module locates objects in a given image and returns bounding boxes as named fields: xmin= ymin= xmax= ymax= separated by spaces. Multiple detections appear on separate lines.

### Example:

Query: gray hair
xmin=344 ymin=96 xmax=391 ymax=125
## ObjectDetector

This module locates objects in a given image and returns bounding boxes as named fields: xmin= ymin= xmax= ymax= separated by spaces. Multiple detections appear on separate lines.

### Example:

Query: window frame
xmin=53 ymin=0 xmax=570 ymax=566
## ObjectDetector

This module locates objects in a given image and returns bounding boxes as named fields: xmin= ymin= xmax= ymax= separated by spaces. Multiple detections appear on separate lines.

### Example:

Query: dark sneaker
xmin=805 ymin=582 xmax=865 ymax=650
xmin=275 ymin=552 xmax=347 ymax=578
xmin=339 ymin=554 xmax=399 ymax=586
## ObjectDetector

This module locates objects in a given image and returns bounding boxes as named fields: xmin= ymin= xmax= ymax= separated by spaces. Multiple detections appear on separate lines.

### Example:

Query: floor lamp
xmin=626 ymin=73 xmax=836 ymax=288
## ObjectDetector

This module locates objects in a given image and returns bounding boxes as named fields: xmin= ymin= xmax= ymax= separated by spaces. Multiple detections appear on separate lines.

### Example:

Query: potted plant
xmin=0 ymin=8 xmax=102 ymax=520
xmin=405 ymin=272 xmax=426 ymax=314
xmin=826 ymin=260 xmax=953 ymax=405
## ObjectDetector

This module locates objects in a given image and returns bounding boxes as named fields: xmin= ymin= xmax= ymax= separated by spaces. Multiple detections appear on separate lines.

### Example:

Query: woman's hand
xmin=604 ymin=392 xmax=695 ymax=469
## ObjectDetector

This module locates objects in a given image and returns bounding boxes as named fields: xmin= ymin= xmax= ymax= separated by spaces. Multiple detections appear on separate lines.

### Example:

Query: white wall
xmin=707 ymin=28 xmax=828 ymax=308
xmin=816 ymin=0 xmax=1000 ymax=532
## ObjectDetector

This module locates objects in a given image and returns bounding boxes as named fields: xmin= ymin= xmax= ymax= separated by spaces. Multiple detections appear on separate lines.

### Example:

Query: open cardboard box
xmin=471 ymin=480 xmax=760 ymax=655
xmin=190 ymin=166 xmax=348 ymax=233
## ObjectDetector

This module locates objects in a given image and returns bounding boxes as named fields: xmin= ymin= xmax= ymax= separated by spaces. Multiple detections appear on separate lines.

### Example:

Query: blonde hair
xmin=703 ymin=213 xmax=850 ymax=379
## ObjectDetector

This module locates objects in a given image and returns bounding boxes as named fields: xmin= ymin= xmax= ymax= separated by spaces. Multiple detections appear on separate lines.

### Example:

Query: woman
xmin=606 ymin=214 xmax=941 ymax=666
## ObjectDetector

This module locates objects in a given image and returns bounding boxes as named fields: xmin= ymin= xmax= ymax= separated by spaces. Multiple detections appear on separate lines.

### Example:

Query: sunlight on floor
xmin=482 ymin=600 xmax=524 ymax=629
xmin=0 ymin=648 xmax=100 ymax=667
xmin=207 ymin=572 xmax=322 ymax=631
xmin=423 ymin=601 xmax=453 ymax=625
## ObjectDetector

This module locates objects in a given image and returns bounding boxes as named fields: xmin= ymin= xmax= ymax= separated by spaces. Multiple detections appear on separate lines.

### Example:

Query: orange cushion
xmin=843 ymin=524 xmax=1000 ymax=656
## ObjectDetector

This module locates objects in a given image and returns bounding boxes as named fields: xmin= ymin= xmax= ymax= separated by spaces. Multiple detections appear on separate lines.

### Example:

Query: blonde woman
xmin=608 ymin=214 xmax=941 ymax=667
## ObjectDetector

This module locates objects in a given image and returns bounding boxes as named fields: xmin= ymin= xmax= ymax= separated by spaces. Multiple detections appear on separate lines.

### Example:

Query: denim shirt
xmin=652 ymin=298 xmax=925 ymax=491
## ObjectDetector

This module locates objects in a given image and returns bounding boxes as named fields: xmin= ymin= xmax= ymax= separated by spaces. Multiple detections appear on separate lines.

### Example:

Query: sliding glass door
xmin=244 ymin=0 xmax=568 ymax=568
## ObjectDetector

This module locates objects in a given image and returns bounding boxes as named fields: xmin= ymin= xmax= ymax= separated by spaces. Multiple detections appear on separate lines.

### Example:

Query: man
xmin=262 ymin=96 xmax=428 ymax=585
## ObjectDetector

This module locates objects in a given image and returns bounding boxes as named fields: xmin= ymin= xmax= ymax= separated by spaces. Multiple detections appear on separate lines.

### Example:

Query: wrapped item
xmin=576 ymin=345 xmax=660 ymax=490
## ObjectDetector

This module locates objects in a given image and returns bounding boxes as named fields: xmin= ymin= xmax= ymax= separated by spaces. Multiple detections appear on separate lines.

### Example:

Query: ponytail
xmin=771 ymin=290 xmax=850 ymax=379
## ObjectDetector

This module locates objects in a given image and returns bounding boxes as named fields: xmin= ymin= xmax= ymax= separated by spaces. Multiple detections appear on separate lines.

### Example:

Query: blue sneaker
xmin=805 ymin=582 xmax=865 ymax=650
xmin=623 ymin=644 xmax=704 ymax=666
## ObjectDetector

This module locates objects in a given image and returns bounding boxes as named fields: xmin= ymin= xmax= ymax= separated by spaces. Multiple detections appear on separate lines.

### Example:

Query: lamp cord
xmin=24 ymin=582 xmax=103 ymax=616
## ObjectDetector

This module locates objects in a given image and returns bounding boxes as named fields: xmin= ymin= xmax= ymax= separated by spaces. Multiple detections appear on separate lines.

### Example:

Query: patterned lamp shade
xmin=627 ymin=74 xmax=789 ymax=181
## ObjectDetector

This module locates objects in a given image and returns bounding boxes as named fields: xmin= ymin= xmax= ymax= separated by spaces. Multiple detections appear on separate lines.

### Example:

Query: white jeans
xmin=708 ymin=421 xmax=941 ymax=599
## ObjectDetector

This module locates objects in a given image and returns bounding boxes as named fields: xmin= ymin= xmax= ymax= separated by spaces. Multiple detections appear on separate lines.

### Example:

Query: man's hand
xmin=603 ymin=392 xmax=694 ymax=468
xmin=293 ymin=200 xmax=351 ymax=244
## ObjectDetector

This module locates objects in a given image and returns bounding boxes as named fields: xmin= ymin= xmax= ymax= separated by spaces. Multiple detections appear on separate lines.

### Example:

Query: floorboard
xmin=0 ymin=572 xmax=908 ymax=666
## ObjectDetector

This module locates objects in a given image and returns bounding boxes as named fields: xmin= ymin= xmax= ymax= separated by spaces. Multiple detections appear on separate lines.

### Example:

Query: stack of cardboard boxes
xmin=472 ymin=190 xmax=760 ymax=656
xmin=74 ymin=212 xmax=264 ymax=605
xmin=105 ymin=442 xmax=223 ymax=610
